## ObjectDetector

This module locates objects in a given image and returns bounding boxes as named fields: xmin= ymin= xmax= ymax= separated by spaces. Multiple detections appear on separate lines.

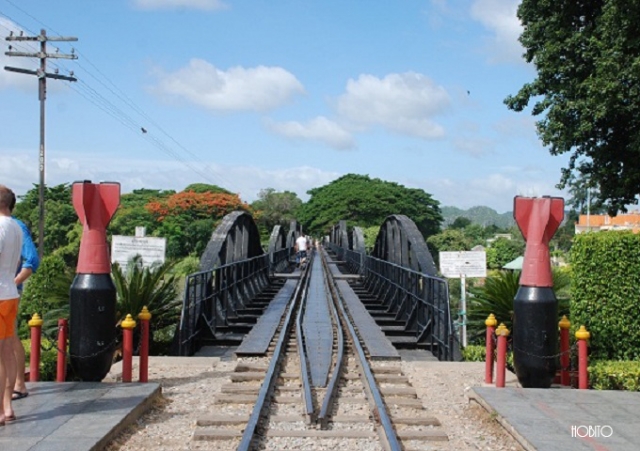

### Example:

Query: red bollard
xmin=56 ymin=318 xmax=68 ymax=382
xmin=485 ymin=314 xmax=498 ymax=384
xmin=28 ymin=313 xmax=44 ymax=382
xmin=496 ymin=324 xmax=510 ymax=388
xmin=576 ymin=325 xmax=590 ymax=389
xmin=138 ymin=306 xmax=152 ymax=383
xmin=122 ymin=314 xmax=136 ymax=383
xmin=559 ymin=315 xmax=571 ymax=386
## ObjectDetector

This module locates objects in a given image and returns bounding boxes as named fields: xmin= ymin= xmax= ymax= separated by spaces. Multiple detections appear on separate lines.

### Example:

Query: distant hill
xmin=441 ymin=206 xmax=515 ymax=229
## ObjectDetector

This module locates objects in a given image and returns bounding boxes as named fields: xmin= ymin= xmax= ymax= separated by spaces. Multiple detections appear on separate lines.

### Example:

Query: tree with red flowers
xmin=146 ymin=188 xmax=252 ymax=258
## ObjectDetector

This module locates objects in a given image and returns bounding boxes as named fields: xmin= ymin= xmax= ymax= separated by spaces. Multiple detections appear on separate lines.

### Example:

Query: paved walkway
xmin=0 ymin=381 xmax=160 ymax=451
xmin=470 ymin=386 xmax=640 ymax=450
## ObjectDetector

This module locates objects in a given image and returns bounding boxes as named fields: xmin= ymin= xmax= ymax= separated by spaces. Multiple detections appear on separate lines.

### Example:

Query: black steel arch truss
xmin=268 ymin=224 xmax=293 ymax=273
xmin=200 ymin=211 xmax=264 ymax=271
xmin=371 ymin=214 xmax=437 ymax=276
xmin=175 ymin=211 xmax=271 ymax=355
xmin=326 ymin=214 xmax=460 ymax=361
xmin=286 ymin=220 xmax=302 ymax=246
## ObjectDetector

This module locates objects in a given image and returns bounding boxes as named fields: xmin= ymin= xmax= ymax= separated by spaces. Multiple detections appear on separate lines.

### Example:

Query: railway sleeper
xmin=193 ymin=428 xmax=448 ymax=442
xmin=233 ymin=362 xmax=267 ymax=372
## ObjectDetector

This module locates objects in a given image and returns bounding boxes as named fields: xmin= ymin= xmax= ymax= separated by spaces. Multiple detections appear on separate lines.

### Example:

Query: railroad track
xmin=192 ymin=248 xmax=448 ymax=450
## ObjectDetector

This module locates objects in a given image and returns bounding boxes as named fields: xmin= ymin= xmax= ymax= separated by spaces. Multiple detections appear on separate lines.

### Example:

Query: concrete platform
xmin=0 ymin=381 xmax=160 ymax=451
xmin=470 ymin=385 xmax=640 ymax=450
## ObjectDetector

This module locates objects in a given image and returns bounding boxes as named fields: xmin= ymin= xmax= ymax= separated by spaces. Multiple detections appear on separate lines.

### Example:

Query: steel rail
xmin=236 ymin=256 xmax=311 ymax=451
xmin=317 ymin=250 xmax=345 ymax=428
xmin=322 ymin=248 xmax=403 ymax=451
xmin=295 ymin=254 xmax=316 ymax=423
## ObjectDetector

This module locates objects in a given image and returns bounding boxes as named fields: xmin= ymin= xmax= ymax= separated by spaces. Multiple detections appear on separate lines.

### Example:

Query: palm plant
xmin=466 ymin=267 xmax=571 ymax=344
xmin=111 ymin=256 xmax=182 ymax=354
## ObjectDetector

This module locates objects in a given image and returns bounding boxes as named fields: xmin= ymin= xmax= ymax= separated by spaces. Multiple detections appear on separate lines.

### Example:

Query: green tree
xmin=297 ymin=174 xmax=442 ymax=237
xmin=486 ymin=238 xmax=524 ymax=270
xmin=158 ymin=216 xmax=216 ymax=258
xmin=13 ymin=184 xmax=78 ymax=258
xmin=182 ymin=183 xmax=231 ymax=194
xmin=110 ymin=189 xmax=173 ymax=238
xmin=506 ymin=1 xmax=640 ymax=213
xmin=551 ymin=211 xmax=577 ymax=253
xmin=362 ymin=226 xmax=380 ymax=253
xmin=146 ymin=189 xmax=250 ymax=259
xmin=565 ymin=174 xmax=605 ymax=216
xmin=462 ymin=223 xmax=490 ymax=247
xmin=450 ymin=217 xmax=472 ymax=229
xmin=426 ymin=229 xmax=472 ymax=267
xmin=251 ymin=188 xmax=302 ymax=241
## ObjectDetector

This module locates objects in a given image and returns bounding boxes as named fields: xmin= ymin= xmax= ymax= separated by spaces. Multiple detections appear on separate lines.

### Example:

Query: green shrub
xmin=112 ymin=257 xmax=181 ymax=355
xmin=589 ymin=361 xmax=640 ymax=391
xmin=462 ymin=345 xmax=485 ymax=361
xmin=466 ymin=268 xmax=570 ymax=344
xmin=462 ymin=343 xmax=514 ymax=371
xmin=23 ymin=338 xmax=59 ymax=381
xmin=571 ymin=232 xmax=640 ymax=360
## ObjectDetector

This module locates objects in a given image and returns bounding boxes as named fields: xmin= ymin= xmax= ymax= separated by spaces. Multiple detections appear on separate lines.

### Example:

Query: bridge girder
xmin=371 ymin=215 xmax=438 ymax=276
xmin=199 ymin=211 xmax=264 ymax=271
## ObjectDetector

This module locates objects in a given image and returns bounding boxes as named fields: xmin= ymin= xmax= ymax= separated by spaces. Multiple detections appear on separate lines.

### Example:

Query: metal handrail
xmin=175 ymin=254 xmax=270 ymax=356
xmin=332 ymin=243 xmax=459 ymax=361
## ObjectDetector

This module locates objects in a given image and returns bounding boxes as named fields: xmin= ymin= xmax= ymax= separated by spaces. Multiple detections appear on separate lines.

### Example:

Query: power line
xmin=1 ymin=2 xmax=241 ymax=194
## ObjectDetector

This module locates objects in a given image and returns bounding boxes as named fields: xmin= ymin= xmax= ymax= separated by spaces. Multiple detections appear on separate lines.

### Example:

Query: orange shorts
xmin=0 ymin=298 xmax=18 ymax=339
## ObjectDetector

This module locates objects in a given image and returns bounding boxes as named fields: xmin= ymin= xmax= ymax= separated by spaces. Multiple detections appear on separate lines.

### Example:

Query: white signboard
xmin=439 ymin=251 xmax=487 ymax=278
xmin=111 ymin=235 xmax=166 ymax=271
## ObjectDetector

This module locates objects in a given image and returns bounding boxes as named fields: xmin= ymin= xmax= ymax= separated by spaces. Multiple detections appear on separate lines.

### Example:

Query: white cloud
xmin=265 ymin=116 xmax=356 ymax=150
xmin=469 ymin=173 xmax=516 ymax=195
xmin=151 ymin=59 xmax=305 ymax=112
xmin=1 ymin=149 xmax=340 ymax=204
xmin=470 ymin=0 xmax=524 ymax=63
xmin=132 ymin=0 xmax=228 ymax=11
xmin=222 ymin=165 xmax=341 ymax=202
xmin=452 ymin=136 xmax=495 ymax=157
xmin=336 ymin=72 xmax=450 ymax=139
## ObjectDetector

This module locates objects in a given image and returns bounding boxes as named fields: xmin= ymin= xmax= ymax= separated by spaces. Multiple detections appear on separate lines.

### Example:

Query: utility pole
xmin=5 ymin=29 xmax=77 ymax=259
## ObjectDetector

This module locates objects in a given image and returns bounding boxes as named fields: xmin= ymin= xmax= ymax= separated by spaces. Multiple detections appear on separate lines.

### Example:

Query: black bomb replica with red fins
xmin=69 ymin=181 xmax=120 ymax=381
xmin=512 ymin=196 xmax=564 ymax=388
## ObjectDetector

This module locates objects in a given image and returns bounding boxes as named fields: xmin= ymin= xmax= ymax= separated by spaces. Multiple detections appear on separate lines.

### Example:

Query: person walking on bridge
xmin=0 ymin=185 xmax=22 ymax=425
xmin=295 ymin=233 xmax=308 ymax=268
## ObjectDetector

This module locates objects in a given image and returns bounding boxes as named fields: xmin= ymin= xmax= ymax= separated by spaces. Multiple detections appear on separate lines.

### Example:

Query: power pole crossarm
xmin=4 ymin=28 xmax=78 ymax=260
xmin=4 ymin=66 xmax=77 ymax=81
xmin=6 ymin=34 xmax=77 ymax=42
xmin=5 ymin=51 xmax=78 ymax=60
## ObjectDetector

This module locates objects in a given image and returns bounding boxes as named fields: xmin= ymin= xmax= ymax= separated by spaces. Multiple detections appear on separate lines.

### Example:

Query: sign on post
xmin=439 ymin=251 xmax=487 ymax=278
xmin=439 ymin=251 xmax=487 ymax=348
xmin=111 ymin=235 xmax=166 ymax=271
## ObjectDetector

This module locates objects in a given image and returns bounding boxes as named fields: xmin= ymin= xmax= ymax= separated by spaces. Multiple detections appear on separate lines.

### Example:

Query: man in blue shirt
xmin=11 ymin=218 xmax=39 ymax=400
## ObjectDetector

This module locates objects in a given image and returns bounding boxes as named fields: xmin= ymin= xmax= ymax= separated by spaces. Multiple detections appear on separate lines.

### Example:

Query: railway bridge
xmin=173 ymin=210 xmax=460 ymax=362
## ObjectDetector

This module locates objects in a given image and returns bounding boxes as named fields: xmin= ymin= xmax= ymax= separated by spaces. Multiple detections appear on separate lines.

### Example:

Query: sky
xmin=0 ymin=0 xmax=571 ymax=214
